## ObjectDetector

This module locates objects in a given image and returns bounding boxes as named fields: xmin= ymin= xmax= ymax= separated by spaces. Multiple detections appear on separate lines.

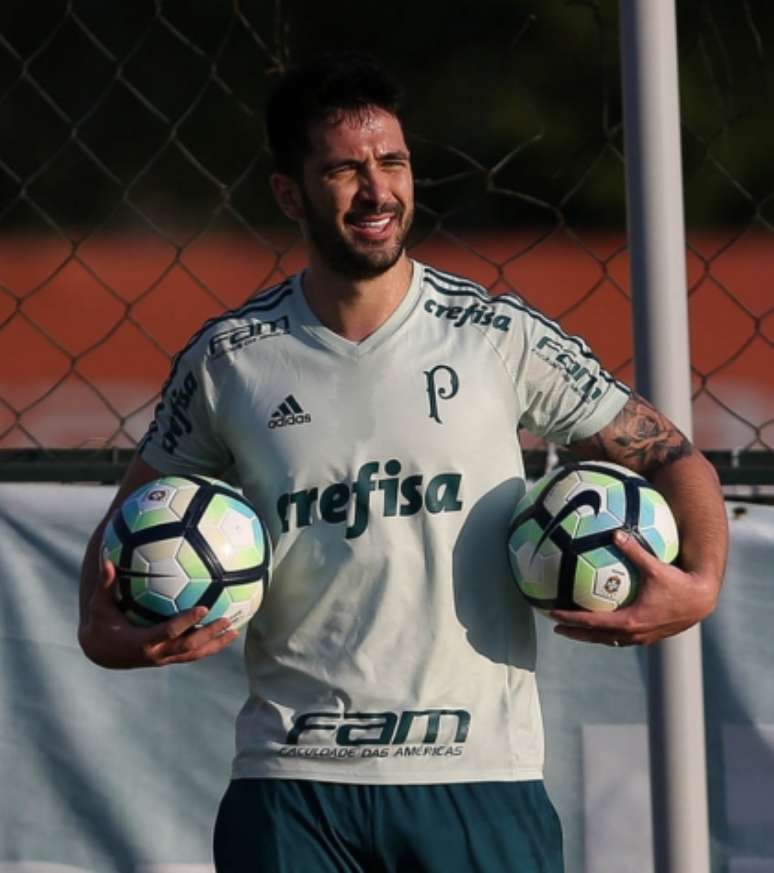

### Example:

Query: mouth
xmin=346 ymin=210 xmax=400 ymax=241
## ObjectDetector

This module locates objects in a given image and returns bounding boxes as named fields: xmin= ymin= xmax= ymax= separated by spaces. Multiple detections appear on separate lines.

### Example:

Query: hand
xmin=550 ymin=530 xmax=720 ymax=647
xmin=78 ymin=560 xmax=240 ymax=669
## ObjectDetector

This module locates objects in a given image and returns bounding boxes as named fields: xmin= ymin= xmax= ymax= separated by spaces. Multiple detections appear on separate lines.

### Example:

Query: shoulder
xmin=175 ymin=277 xmax=297 ymax=365
xmin=419 ymin=262 xmax=613 ymax=350
xmin=417 ymin=262 xmax=540 ymax=337
xmin=421 ymin=262 xmax=498 ymax=306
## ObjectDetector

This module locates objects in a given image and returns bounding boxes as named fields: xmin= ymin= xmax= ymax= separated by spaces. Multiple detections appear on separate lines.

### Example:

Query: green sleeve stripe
xmin=139 ymin=280 xmax=294 ymax=453
xmin=423 ymin=266 xmax=630 ymax=394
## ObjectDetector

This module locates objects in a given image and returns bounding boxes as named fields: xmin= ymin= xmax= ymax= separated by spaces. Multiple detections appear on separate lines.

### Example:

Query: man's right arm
xmin=78 ymin=454 xmax=240 ymax=669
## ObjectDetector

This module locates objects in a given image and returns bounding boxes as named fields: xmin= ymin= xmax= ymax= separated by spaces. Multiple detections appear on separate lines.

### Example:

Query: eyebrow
xmin=379 ymin=149 xmax=411 ymax=162
xmin=319 ymin=150 xmax=411 ymax=173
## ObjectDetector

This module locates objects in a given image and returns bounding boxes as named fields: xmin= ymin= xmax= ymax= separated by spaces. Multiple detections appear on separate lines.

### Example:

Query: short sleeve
xmin=513 ymin=303 xmax=630 ymax=445
xmin=138 ymin=335 xmax=232 ymax=475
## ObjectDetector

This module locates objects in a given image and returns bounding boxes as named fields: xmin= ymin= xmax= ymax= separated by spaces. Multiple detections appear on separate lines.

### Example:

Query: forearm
xmin=568 ymin=392 xmax=729 ymax=631
xmin=79 ymin=524 xmax=106 ymax=629
xmin=571 ymin=392 xmax=728 ymax=590
xmin=649 ymin=450 xmax=728 ymax=603
xmin=79 ymin=519 xmax=238 ymax=668
xmin=79 ymin=454 xmax=159 ymax=636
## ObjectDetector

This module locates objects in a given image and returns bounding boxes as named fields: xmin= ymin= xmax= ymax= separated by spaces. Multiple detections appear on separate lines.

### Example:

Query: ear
xmin=270 ymin=172 xmax=305 ymax=222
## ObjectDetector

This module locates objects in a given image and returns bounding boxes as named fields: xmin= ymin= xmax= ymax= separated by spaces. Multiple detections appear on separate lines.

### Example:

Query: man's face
xmin=295 ymin=107 xmax=414 ymax=279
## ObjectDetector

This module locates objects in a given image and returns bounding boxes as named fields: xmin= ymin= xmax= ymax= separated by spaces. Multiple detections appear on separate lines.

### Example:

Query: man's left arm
xmin=552 ymin=392 xmax=728 ymax=646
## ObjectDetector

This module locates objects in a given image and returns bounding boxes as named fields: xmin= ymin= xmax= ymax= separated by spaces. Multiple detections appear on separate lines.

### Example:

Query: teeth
xmin=353 ymin=216 xmax=391 ymax=229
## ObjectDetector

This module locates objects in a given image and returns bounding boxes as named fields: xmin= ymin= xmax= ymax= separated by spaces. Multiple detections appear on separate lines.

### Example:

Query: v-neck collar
xmin=292 ymin=262 xmax=423 ymax=359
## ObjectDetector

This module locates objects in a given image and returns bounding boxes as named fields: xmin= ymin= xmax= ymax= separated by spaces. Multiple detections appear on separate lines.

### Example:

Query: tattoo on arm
xmin=572 ymin=393 xmax=693 ymax=476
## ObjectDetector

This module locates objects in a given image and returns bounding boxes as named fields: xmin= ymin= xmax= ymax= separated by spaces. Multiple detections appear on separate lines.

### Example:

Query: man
xmin=78 ymin=52 xmax=728 ymax=872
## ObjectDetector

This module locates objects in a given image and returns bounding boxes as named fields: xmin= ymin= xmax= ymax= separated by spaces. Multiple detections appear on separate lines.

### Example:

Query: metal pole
xmin=618 ymin=2 xmax=711 ymax=872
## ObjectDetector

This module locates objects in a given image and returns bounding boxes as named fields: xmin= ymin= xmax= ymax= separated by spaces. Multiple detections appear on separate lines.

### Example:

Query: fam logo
xmin=284 ymin=708 xmax=471 ymax=748
xmin=424 ymin=364 xmax=459 ymax=424
xmin=277 ymin=458 xmax=463 ymax=540
xmin=532 ymin=336 xmax=604 ymax=402
xmin=158 ymin=370 xmax=199 ymax=455
xmin=207 ymin=315 xmax=289 ymax=358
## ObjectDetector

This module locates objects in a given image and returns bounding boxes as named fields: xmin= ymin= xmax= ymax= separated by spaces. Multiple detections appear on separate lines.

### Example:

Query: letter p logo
xmin=424 ymin=364 xmax=459 ymax=424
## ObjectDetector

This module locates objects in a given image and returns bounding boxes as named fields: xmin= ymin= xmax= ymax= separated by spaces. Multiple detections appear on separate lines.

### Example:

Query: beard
xmin=300 ymin=189 xmax=414 ymax=280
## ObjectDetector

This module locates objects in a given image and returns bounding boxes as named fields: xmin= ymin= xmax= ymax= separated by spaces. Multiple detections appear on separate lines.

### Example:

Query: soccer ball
xmin=507 ymin=460 xmax=679 ymax=612
xmin=101 ymin=475 xmax=272 ymax=629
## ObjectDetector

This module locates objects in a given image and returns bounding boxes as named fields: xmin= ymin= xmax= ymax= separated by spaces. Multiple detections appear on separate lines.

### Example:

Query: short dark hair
xmin=265 ymin=51 xmax=403 ymax=177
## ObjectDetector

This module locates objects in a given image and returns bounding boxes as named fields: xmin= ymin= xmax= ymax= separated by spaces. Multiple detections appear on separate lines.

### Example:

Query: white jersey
xmin=139 ymin=261 xmax=629 ymax=784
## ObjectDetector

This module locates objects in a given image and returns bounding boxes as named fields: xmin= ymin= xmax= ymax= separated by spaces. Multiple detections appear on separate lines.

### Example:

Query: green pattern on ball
xmin=511 ymin=517 xmax=544 ymax=549
xmin=572 ymin=555 xmax=597 ymax=599
xmin=581 ymin=471 xmax=617 ymax=488
xmin=513 ymin=470 xmax=556 ymax=515
xmin=103 ymin=475 xmax=272 ymax=628
xmin=638 ymin=491 xmax=656 ymax=527
xmin=122 ymin=501 xmax=141 ymax=531
xmin=227 ymin=581 xmax=262 ymax=603
xmin=575 ymin=508 xmax=623 ymax=538
xmin=582 ymin=546 xmax=625 ymax=571
xmin=601 ymin=483 xmax=626 ymax=524
xmin=136 ymin=590 xmax=178 ymax=617
xmin=102 ymin=522 xmax=123 ymax=567
xmin=201 ymin=493 xmax=231 ymax=525
xmin=251 ymin=519 xmax=267 ymax=563
xmin=205 ymin=589 xmax=230 ymax=622
xmin=508 ymin=461 xmax=679 ymax=612
xmin=130 ymin=577 xmax=148 ymax=599
xmin=234 ymin=544 xmax=263 ymax=567
xmin=177 ymin=540 xmax=211 ymax=580
xmin=175 ymin=579 xmax=212 ymax=610
xmin=198 ymin=496 xmax=267 ymax=571
xmin=130 ymin=507 xmax=177 ymax=531
xmin=574 ymin=549 xmax=637 ymax=611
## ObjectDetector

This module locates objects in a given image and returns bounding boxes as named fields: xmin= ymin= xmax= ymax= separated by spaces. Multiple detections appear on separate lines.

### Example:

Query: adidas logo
xmin=268 ymin=395 xmax=312 ymax=429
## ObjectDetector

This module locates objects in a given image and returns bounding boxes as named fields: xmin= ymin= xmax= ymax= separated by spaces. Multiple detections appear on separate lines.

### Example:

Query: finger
xmin=145 ymin=606 xmax=210 ymax=644
xmin=90 ymin=560 xmax=122 ymax=611
xmin=160 ymin=627 xmax=241 ymax=665
xmin=554 ymin=624 xmax=635 ymax=647
xmin=100 ymin=559 xmax=117 ymax=589
xmin=156 ymin=619 xmax=239 ymax=663
xmin=549 ymin=608 xmax=624 ymax=630
xmin=612 ymin=529 xmax=661 ymax=572
xmin=174 ymin=616 xmax=234 ymax=651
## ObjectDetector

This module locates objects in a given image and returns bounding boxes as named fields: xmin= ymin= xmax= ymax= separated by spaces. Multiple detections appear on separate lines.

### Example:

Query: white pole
xmin=618 ymin=2 xmax=711 ymax=872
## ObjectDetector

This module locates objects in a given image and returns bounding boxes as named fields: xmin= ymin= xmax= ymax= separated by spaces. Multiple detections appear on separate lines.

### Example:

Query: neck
xmin=301 ymin=254 xmax=413 ymax=342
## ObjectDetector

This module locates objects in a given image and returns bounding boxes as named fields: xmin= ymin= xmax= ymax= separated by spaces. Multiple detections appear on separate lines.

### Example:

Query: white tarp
xmin=0 ymin=484 xmax=771 ymax=873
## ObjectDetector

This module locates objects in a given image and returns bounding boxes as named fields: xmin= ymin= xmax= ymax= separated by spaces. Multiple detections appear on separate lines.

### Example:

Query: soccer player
xmin=78 ymin=51 xmax=728 ymax=872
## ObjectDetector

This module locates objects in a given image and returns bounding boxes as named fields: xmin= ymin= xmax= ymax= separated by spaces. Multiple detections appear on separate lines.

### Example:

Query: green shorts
xmin=213 ymin=778 xmax=564 ymax=873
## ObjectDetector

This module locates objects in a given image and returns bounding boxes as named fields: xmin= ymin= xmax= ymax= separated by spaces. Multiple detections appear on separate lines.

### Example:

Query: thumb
xmin=88 ymin=557 xmax=120 ymax=613
xmin=98 ymin=557 xmax=117 ymax=592
xmin=612 ymin=528 xmax=661 ymax=572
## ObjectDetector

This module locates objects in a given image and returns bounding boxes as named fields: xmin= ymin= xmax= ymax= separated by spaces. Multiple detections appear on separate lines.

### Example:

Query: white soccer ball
xmin=507 ymin=461 xmax=679 ymax=611
xmin=101 ymin=475 xmax=272 ymax=629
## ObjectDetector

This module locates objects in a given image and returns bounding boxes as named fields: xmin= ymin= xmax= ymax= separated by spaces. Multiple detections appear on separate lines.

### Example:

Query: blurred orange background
xmin=2 ymin=230 xmax=772 ymax=450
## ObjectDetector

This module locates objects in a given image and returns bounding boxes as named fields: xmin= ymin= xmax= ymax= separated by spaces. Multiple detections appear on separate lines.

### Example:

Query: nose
xmin=356 ymin=165 xmax=391 ymax=209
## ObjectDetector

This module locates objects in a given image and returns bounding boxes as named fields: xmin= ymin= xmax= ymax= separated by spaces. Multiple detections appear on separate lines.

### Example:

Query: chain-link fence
xmin=0 ymin=1 xmax=772 ymax=488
